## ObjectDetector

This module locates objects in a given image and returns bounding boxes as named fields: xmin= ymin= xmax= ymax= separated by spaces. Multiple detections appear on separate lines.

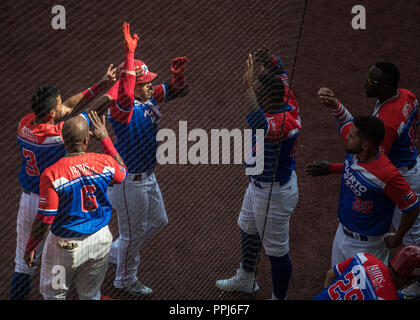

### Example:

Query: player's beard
xmin=346 ymin=145 xmax=363 ymax=154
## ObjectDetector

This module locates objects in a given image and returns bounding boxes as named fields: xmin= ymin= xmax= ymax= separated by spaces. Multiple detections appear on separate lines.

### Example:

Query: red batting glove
xmin=122 ymin=21 xmax=139 ymax=54
xmin=171 ymin=56 xmax=189 ymax=75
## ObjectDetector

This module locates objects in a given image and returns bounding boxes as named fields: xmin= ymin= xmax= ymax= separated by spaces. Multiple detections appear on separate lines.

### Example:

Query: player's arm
xmin=386 ymin=205 xmax=420 ymax=249
xmin=306 ymin=160 xmax=344 ymax=176
xmin=88 ymin=110 xmax=126 ymax=167
xmin=60 ymin=64 xmax=117 ymax=121
xmin=324 ymin=257 xmax=353 ymax=288
xmin=83 ymin=91 xmax=116 ymax=117
xmin=108 ymin=22 xmax=138 ymax=124
xmin=24 ymin=172 xmax=58 ymax=267
xmin=324 ymin=268 xmax=337 ymax=288
xmin=384 ymin=174 xmax=420 ymax=248
xmin=153 ymin=57 xmax=190 ymax=104
xmin=318 ymin=87 xmax=354 ymax=125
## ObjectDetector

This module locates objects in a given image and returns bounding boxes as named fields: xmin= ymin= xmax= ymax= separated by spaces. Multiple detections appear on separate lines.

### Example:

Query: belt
xmin=407 ymin=159 xmax=417 ymax=171
xmin=342 ymin=225 xmax=369 ymax=242
xmin=131 ymin=169 xmax=154 ymax=182
xmin=22 ymin=188 xmax=32 ymax=195
xmin=249 ymin=177 xmax=263 ymax=189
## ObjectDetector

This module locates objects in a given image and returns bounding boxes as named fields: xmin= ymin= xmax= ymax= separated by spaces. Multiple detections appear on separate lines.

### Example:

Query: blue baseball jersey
xmin=313 ymin=253 xmax=398 ymax=300
xmin=337 ymin=121 xmax=420 ymax=235
xmin=245 ymin=106 xmax=302 ymax=185
xmin=17 ymin=112 xmax=89 ymax=194
xmin=108 ymin=96 xmax=163 ymax=173
xmin=36 ymin=153 xmax=127 ymax=238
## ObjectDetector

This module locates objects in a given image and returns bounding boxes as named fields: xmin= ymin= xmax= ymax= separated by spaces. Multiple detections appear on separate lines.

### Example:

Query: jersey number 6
xmin=81 ymin=185 xmax=98 ymax=212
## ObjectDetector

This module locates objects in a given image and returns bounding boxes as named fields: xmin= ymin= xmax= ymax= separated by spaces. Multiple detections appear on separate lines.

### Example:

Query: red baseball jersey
xmin=314 ymin=253 xmax=398 ymax=300
xmin=36 ymin=153 xmax=127 ymax=238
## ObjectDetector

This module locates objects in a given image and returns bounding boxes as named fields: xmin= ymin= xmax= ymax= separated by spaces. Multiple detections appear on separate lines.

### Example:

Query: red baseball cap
xmin=118 ymin=60 xmax=158 ymax=84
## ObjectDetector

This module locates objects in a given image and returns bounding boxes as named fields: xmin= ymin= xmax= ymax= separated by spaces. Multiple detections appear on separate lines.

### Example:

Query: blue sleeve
xmin=246 ymin=109 xmax=268 ymax=134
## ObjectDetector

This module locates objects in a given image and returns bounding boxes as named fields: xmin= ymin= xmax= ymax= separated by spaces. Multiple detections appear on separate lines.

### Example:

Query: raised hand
xmin=88 ymin=110 xmax=109 ymax=141
xmin=254 ymin=46 xmax=271 ymax=66
xmin=171 ymin=56 xmax=190 ymax=75
xmin=318 ymin=87 xmax=339 ymax=109
xmin=244 ymin=53 xmax=254 ymax=89
xmin=99 ymin=64 xmax=118 ymax=88
xmin=122 ymin=21 xmax=139 ymax=54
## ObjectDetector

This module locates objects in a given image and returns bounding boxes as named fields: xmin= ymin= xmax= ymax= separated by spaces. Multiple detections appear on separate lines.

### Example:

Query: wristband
xmin=330 ymin=163 xmax=344 ymax=174
xmin=101 ymin=136 xmax=118 ymax=157
xmin=25 ymin=235 xmax=42 ymax=253
xmin=81 ymin=82 xmax=101 ymax=102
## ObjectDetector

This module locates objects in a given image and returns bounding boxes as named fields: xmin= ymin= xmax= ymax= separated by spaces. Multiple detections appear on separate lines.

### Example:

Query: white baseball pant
xmin=331 ymin=223 xmax=389 ymax=267
xmin=392 ymin=157 xmax=420 ymax=245
xmin=238 ymin=171 xmax=299 ymax=257
xmin=107 ymin=173 xmax=168 ymax=288
xmin=40 ymin=225 xmax=112 ymax=300
xmin=14 ymin=191 xmax=45 ymax=275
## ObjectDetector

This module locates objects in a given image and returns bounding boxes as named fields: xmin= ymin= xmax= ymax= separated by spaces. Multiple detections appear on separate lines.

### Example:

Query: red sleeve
xmin=383 ymin=172 xmax=420 ymax=213
xmin=103 ymin=155 xmax=127 ymax=184
xmin=169 ymin=73 xmax=187 ymax=96
xmin=109 ymin=51 xmax=136 ymax=124
xmin=154 ymin=74 xmax=188 ymax=104
xmin=330 ymin=163 xmax=344 ymax=174
xmin=153 ymin=83 xmax=167 ymax=104
xmin=339 ymin=121 xmax=354 ymax=144
xmin=36 ymin=171 xmax=58 ymax=224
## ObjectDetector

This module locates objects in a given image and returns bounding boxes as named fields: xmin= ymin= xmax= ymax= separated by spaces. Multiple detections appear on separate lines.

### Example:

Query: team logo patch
xmin=403 ymin=191 xmax=415 ymax=202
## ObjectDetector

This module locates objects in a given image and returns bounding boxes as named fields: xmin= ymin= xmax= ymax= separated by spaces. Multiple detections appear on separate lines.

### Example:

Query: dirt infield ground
xmin=1 ymin=0 xmax=420 ymax=301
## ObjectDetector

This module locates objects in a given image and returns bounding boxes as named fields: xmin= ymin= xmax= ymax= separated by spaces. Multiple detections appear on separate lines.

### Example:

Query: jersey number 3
xmin=81 ymin=185 xmax=98 ymax=212
xmin=22 ymin=148 xmax=40 ymax=176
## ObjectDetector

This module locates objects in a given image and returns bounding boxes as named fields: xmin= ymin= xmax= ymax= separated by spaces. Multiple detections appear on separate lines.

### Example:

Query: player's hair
xmin=256 ymin=73 xmax=285 ymax=109
xmin=375 ymin=62 xmax=400 ymax=89
xmin=353 ymin=115 xmax=385 ymax=146
xmin=31 ymin=86 xmax=60 ymax=119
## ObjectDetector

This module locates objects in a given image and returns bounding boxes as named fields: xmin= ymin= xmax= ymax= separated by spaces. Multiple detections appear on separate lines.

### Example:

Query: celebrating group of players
xmin=11 ymin=21 xmax=420 ymax=300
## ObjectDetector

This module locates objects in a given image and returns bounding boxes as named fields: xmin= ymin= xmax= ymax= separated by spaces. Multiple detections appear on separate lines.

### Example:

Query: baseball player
xmin=24 ymin=111 xmax=127 ymax=300
xmin=215 ymin=53 xmax=301 ymax=300
xmin=313 ymin=245 xmax=420 ymax=300
xmin=98 ymin=22 xmax=190 ymax=296
xmin=306 ymin=116 xmax=420 ymax=267
xmin=317 ymin=61 xmax=420 ymax=299
xmin=11 ymin=68 xmax=116 ymax=300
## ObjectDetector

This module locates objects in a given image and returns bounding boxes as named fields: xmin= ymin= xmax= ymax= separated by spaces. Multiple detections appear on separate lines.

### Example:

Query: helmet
xmin=390 ymin=245 xmax=420 ymax=278
xmin=118 ymin=59 xmax=157 ymax=84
